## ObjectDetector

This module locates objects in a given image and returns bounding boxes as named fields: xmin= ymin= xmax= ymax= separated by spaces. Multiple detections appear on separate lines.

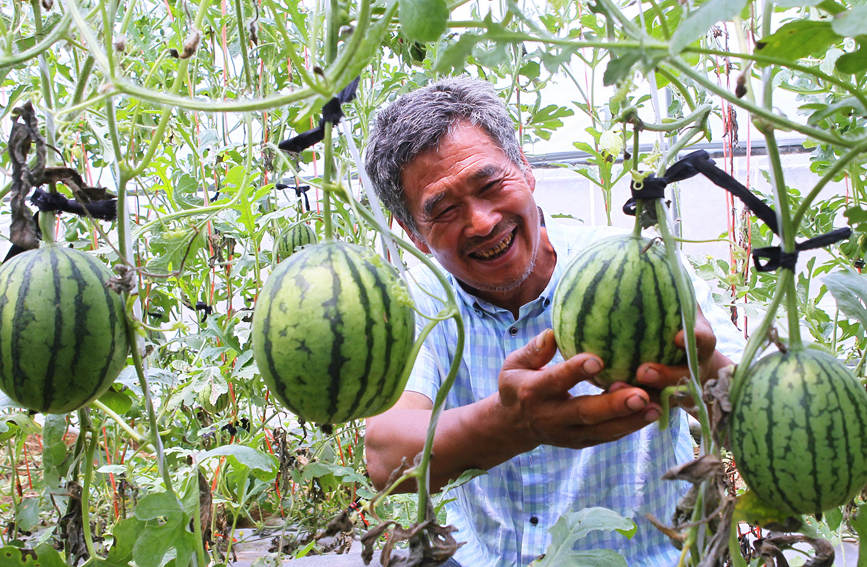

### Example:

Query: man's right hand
xmin=497 ymin=328 xmax=662 ymax=449
xmin=365 ymin=329 xmax=662 ymax=493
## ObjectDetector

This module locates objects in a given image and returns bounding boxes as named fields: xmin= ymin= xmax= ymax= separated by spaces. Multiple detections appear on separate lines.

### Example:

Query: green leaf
xmin=15 ymin=498 xmax=41 ymax=532
xmin=603 ymin=52 xmax=642 ymax=86
xmin=102 ymin=517 xmax=142 ymax=565
xmin=836 ymin=39 xmax=867 ymax=74
xmin=0 ymin=544 xmax=67 ymax=567
xmin=132 ymin=521 xmax=182 ymax=567
xmin=97 ymin=387 xmax=133 ymax=416
xmin=199 ymin=444 xmax=278 ymax=477
xmin=832 ymin=6 xmax=867 ymax=37
xmin=823 ymin=272 xmax=867 ymax=330
xmin=851 ymin=502 xmax=867 ymax=566
xmin=433 ymin=33 xmax=480 ymax=73
xmin=845 ymin=205 xmax=867 ymax=225
xmin=755 ymin=20 xmax=839 ymax=63
xmin=399 ymin=0 xmax=448 ymax=43
xmin=531 ymin=507 xmax=635 ymax=566
xmin=133 ymin=491 xmax=183 ymax=522
xmin=670 ymin=0 xmax=749 ymax=54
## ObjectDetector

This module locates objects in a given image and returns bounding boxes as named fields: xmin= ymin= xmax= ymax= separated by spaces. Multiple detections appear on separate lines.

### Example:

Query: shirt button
xmin=529 ymin=516 xmax=539 ymax=525
xmin=544 ymin=298 xmax=551 ymax=307
xmin=509 ymin=326 xmax=518 ymax=336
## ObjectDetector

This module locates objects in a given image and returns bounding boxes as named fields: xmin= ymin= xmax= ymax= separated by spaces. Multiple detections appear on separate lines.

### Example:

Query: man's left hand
xmin=634 ymin=309 xmax=730 ymax=395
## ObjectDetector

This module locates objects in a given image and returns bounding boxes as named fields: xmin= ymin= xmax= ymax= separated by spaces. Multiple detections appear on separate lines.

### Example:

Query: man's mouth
xmin=469 ymin=229 xmax=515 ymax=260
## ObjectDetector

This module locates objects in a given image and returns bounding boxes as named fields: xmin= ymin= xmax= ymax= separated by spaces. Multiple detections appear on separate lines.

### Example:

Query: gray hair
xmin=364 ymin=78 xmax=523 ymax=236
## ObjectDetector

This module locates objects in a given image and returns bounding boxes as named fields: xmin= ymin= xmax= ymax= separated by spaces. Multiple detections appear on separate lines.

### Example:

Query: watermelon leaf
xmin=399 ymin=0 xmax=448 ymax=43
xmin=530 ymin=507 xmax=635 ymax=567
xmin=0 ymin=544 xmax=67 ymax=567
xmin=669 ymin=0 xmax=749 ymax=54
xmin=754 ymin=20 xmax=840 ymax=64
xmin=199 ymin=444 xmax=278 ymax=478
xmin=823 ymin=272 xmax=867 ymax=331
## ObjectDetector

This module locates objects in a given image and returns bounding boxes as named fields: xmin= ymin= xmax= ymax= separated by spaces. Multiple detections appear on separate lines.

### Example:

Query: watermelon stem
xmin=78 ymin=409 xmax=103 ymax=561
xmin=759 ymin=66 xmax=802 ymax=349
xmin=322 ymin=122 xmax=336 ymax=241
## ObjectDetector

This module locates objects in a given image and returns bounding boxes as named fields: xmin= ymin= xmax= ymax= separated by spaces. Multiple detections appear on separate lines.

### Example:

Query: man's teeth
xmin=473 ymin=232 xmax=514 ymax=259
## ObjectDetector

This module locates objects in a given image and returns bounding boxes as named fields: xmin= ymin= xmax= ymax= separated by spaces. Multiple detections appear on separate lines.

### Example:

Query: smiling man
xmin=363 ymin=78 xmax=742 ymax=567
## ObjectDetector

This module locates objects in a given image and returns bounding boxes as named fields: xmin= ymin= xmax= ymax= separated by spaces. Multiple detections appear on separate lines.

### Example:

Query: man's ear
xmin=396 ymin=218 xmax=431 ymax=254
xmin=520 ymin=151 xmax=536 ymax=192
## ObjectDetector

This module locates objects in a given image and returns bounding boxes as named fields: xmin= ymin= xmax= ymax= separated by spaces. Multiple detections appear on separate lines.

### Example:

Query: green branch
xmin=666 ymin=57 xmax=858 ymax=148
xmin=0 ymin=13 xmax=71 ymax=68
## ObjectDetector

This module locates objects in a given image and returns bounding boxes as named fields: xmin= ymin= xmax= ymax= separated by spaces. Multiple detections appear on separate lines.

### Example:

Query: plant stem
xmin=763 ymin=131 xmax=802 ymax=348
xmin=232 ymin=0 xmax=253 ymax=89
xmin=78 ymin=409 xmax=101 ymax=561
xmin=666 ymin=58 xmax=858 ymax=148
xmin=91 ymin=399 xmax=149 ymax=445
xmin=0 ymin=13 xmax=71 ymax=68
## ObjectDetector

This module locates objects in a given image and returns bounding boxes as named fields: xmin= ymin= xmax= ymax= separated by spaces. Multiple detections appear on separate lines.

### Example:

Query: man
xmin=363 ymin=78 xmax=742 ymax=566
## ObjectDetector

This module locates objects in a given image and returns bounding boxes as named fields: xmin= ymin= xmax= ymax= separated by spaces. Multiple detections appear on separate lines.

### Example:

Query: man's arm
xmin=365 ymin=328 xmax=661 ymax=493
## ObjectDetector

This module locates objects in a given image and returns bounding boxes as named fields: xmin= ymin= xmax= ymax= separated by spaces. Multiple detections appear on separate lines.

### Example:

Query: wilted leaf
xmin=399 ymin=0 xmax=448 ymax=43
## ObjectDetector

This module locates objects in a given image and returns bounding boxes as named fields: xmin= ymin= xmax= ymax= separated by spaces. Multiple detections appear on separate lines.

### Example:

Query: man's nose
xmin=465 ymin=200 xmax=500 ymax=237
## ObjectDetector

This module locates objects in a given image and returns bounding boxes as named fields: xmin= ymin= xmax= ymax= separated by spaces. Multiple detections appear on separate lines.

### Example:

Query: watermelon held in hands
xmin=730 ymin=348 xmax=867 ymax=517
xmin=252 ymin=241 xmax=416 ymax=427
xmin=552 ymin=235 xmax=687 ymax=388
xmin=0 ymin=246 xmax=130 ymax=414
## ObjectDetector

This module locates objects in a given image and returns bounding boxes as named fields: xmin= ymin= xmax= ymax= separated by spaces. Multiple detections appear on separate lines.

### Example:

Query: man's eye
xmin=434 ymin=206 xmax=456 ymax=220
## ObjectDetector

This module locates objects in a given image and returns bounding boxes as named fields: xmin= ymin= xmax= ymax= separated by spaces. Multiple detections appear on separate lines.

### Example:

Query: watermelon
xmin=252 ymin=241 xmax=415 ymax=426
xmin=0 ymin=246 xmax=129 ymax=414
xmin=552 ymin=235 xmax=687 ymax=387
xmin=730 ymin=348 xmax=867 ymax=516
xmin=276 ymin=223 xmax=317 ymax=260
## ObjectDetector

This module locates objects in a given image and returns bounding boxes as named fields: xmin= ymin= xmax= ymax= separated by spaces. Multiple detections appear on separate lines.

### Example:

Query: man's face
xmin=400 ymin=122 xmax=541 ymax=296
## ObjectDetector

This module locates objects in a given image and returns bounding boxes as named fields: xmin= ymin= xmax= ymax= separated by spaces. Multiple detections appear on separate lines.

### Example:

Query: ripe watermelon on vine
xmin=0 ymin=246 xmax=130 ymax=414
xmin=252 ymin=241 xmax=415 ymax=426
xmin=730 ymin=347 xmax=867 ymax=516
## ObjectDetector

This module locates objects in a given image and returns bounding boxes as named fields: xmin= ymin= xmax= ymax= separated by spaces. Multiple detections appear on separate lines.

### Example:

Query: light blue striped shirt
xmin=404 ymin=216 xmax=744 ymax=567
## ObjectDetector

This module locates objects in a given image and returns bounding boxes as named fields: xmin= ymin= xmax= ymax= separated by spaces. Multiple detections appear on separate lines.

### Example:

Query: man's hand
xmin=634 ymin=309 xmax=729 ymax=389
xmin=497 ymin=328 xmax=662 ymax=450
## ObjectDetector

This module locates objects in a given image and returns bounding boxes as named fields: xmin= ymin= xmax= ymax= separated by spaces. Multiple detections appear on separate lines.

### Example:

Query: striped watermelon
xmin=730 ymin=348 xmax=867 ymax=516
xmin=276 ymin=223 xmax=317 ymax=260
xmin=552 ymin=235 xmax=687 ymax=387
xmin=252 ymin=241 xmax=415 ymax=426
xmin=0 ymin=246 xmax=129 ymax=414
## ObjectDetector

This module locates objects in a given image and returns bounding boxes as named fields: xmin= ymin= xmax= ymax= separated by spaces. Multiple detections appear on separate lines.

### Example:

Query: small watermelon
xmin=552 ymin=235 xmax=687 ymax=387
xmin=0 ymin=246 xmax=130 ymax=413
xmin=252 ymin=241 xmax=415 ymax=426
xmin=276 ymin=223 xmax=317 ymax=260
xmin=730 ymin=348 xmax=867 ymax=516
